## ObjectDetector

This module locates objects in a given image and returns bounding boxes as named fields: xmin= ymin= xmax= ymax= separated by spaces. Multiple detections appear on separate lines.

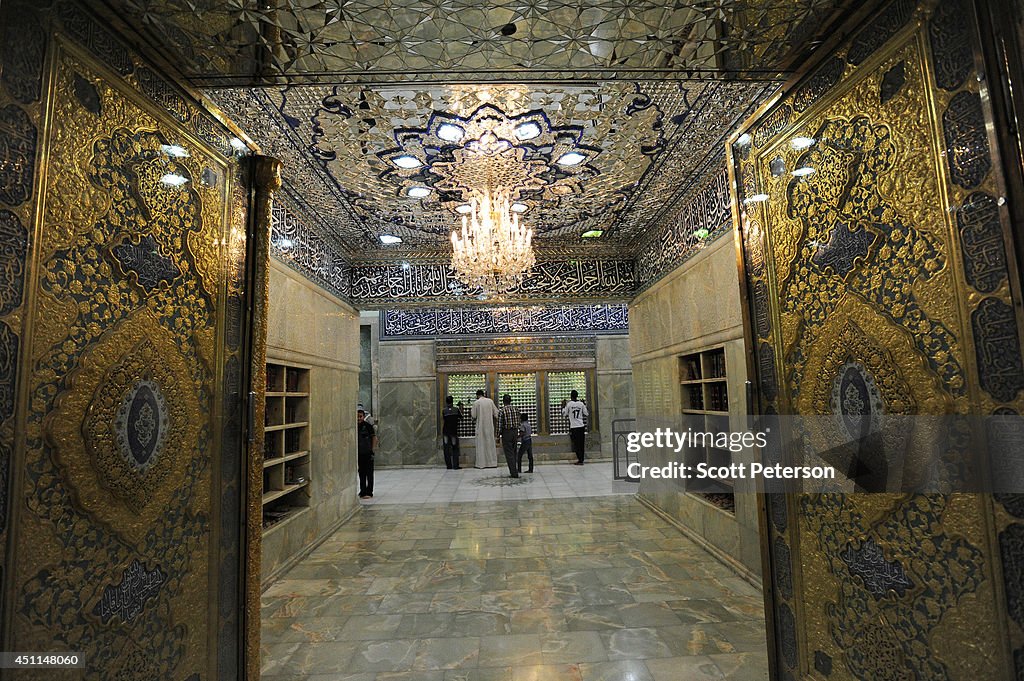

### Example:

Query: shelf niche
xmin=263 ymin=361 xmax=311 ymax=532
xmin=679 ymin=347 xmax=734 ymax=512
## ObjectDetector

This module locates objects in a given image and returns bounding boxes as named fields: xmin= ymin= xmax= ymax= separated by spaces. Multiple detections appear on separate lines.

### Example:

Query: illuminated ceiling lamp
xmin=450 ymin=188 xmax=535 ymax=295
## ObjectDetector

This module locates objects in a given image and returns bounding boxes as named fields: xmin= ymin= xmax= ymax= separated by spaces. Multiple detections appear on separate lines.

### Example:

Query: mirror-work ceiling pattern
xmin=106 ymin=0 xmax=849 ymax=84
xmin=211 ymin=80 xmax=773 ymax=254
xmin=98 ymin=0 xmax=858 ymax=285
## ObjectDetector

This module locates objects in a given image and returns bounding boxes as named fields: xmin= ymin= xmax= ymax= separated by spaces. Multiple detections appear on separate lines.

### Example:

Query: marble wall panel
xmin=264 ymin=261 xmax=360 ymax=581
xmin=377 ymin=378 xmax=439 ymax=466
xmin=630 ymin=238 xmax=761 ymax=582
xmin=597 ymin=336 xmax=637 ymax=458
xmin=378 ymin=340 xmax=436 ymax=380
xmin=597 ymin=335 xmax=633 ymax=371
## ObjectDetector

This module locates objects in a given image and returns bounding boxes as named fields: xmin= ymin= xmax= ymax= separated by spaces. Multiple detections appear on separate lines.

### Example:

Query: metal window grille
xmin=548 ymin=371 xmax=588 ymax=435
xmin=446 ymin=373 xmax=486 ymax=438
xmin=496 ymin=372 xmax=538 ymax=433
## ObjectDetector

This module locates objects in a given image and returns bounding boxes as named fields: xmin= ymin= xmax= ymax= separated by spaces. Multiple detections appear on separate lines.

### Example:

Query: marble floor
xmin=260 ymin=463 xmax=770 ymax=681
xmin=359 ymin=460 xmax=640 ymax=504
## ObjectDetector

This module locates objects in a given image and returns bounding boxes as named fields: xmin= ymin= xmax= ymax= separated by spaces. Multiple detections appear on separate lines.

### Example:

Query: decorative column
xmin=244 ymin=155 xmax=281 ymax=681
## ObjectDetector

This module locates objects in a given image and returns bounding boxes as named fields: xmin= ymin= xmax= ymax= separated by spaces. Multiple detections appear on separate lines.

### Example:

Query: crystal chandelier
xmin=450 ymin=187 xmax=535 ymax=295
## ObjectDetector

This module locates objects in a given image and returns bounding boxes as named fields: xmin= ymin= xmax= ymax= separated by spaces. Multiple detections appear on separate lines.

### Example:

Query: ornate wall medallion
xmin=112 ymin=378 xmax=169 ymax=474
xmin=830 ymin=361 xmax=885 ymax=441
xmin=49 ymin=310 xmax=201 ymax=527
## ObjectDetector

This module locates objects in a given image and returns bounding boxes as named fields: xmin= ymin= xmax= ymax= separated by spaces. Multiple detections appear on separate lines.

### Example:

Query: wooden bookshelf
xmin=263 ymin=362 xmax=311 ymax=532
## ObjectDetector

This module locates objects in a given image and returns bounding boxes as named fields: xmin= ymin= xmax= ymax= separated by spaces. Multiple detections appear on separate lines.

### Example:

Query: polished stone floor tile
xmin=348 ymin=639 xmax=420 ymax=673
xmin=443 ymin=667 xmax=513 ymax=681
xmin=645 ymin=656 xmax=725 ymax=680
xmin=711 ymin=652 xmax=771 ymax=680
xmin=261 ymin=464 xmax=768 ymax=680
xmin=579 ymin=659 xmax=656 ymax=681
xmin=511 ymin=663 xmax=584 ymax=681
xmin=540 ymin=631 xmax=608 ymax=665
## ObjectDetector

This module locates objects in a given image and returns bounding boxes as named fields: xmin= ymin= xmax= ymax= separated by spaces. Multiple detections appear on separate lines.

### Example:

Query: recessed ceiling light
xmin=455 ymin=204 xmax=473 ymax=214
xmin=406 ymin=186 xmax=431 ymax=198
xmin=437 ymin=123 xmax=465 ymax=142
xmin=792 ymin=167 xmax=815 ymax=177
xmin=791 ymin=137 xmax=816 ymax=150
xmin=160 ymin=173 xmax=188 ymax=186
xmin=514 ymin=122 xmax=541 ymax=140
xmin=744 ymin=194 xmax=770 ymax=204
xmin=556 ymin=152 xmax=586 ymax=166
xmin=392 ymin=155 xmax=422 ymax=169
xmin=510 ymin=202 xmax=528 ymax=213
xmin=160 ymin=144 xmax=189 ymax=158
xmin=581 ymin=229 xmax=604 ymax=238
xmin=379 ymin=235 xmax=402 ymax=244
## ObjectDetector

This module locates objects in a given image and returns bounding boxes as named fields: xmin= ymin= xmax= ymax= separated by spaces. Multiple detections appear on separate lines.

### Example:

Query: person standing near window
xmin=357 ymin=408 xmax=377 ymax=498
xmin=518 ymin=412 xmax=534 ymax=474
xmin=441 ymin=395 xmax=462 ymax=470
xmin=561 ymin=390 xmax=589 ymax=465
xmin=497 ymin=394 xmax=521 ymax=478
xmin=471 ymin=389 xmax=499 ymax=468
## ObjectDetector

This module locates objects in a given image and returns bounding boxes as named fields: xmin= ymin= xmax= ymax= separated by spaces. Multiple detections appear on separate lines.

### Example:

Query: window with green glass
xmin=445 ymin=373 xmax=487 ymax=438
xmin=548 ymin=370 xmax=587 ymax=435
xmin=496 ymin=372 xmax=538 ymax=432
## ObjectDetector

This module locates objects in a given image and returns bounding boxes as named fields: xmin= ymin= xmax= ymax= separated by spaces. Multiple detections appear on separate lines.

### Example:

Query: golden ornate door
xmin=1 ymin=2 xmax=267 ymax=678
xmin=730 ymin=0 xmax=1024 ymax=678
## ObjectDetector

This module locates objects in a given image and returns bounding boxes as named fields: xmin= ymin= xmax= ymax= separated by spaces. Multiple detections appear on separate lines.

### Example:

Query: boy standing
xmin=518 ymin=413 xmax=534 ymax=474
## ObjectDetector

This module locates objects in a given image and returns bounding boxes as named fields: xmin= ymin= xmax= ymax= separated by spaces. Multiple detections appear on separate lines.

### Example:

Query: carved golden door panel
xmin=730 ymin=0 xmax=1024 ymax=679
xmin=0 ymin=3 xmax=263 ymax=679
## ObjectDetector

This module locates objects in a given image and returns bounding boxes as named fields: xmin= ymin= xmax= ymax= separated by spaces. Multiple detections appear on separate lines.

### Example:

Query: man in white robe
xmin=470 ymin=389 xmax=499 ymax=468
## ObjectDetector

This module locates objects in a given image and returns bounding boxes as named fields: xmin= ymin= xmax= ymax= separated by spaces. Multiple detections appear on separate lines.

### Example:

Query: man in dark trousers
xmin=561 ymin=390 xmax=589 ymax=465
xmin=357 ymin=408 xmax=377 ymax=498
xmin=497 ymin=394 xmax=521 ymax=478
xmin=441 ymin=395 xmax=462 ymax=469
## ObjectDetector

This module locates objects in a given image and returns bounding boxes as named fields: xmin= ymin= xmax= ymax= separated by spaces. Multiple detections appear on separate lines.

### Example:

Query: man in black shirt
xmin=441 ymin=395 xmax=462 ymax=469
xmin=357 ymin=408 xmax=377 ymax=499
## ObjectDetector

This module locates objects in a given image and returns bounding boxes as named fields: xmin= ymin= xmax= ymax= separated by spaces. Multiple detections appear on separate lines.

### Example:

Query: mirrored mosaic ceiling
xmin=105 ymin=0 xmax=850 ymax=85
xmin=97 ymin=0 xmax=857 ymax=268
xmin=211 ymin=80 xmax=773 ymax=253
